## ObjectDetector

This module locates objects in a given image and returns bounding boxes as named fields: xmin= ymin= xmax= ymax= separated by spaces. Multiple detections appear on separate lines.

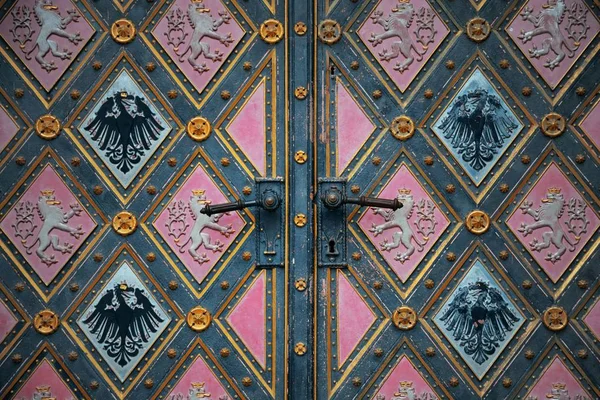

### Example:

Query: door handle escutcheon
xmin=201 ymin=189 xmax=280 ymax=216
xmin=320 ymin=186 xmax=403 ymax=210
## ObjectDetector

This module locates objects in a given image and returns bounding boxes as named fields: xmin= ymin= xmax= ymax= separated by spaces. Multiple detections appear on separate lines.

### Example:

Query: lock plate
xmin=255 ymin=177 xmax=284 ymax=268
xmin=317 ymin=178 xmax=347 ymax=268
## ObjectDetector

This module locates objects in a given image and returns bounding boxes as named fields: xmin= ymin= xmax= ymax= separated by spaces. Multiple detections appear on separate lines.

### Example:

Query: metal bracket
xmin=255 ymin=177 xmax=284 ymax=268
xmin=317 ymin=178 xmax=347 ymax=268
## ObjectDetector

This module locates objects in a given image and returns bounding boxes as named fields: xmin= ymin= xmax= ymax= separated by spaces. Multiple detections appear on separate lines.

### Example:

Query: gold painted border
xmin=0 ymin=147 xmax=109 ymax=301
xmin=420 ymin=241 xmax=540 ymax=397
xmin=569 ymin=85 xmax=600 ymax=160
xmin=0 ymin=281 xmax=30 ymax=361
xmin=139 ymin=0 xmax=258 ymax=110
xmin=214 ymin=51 xmax=277 ymax=178
xmin=62 ymin=243 xmax=185 ymax=400
xmin=64 ymin=51 xmax=185 ymax=205
xmin=0 ymin=342 xmax=90 ymax=399
xmin=512 ymin=339 xmax=600 ymax=399
xmin=0 ymin=0 xmax=108 ymax=109
xmin=140 ymin=147 xmax=255 ymax=299
xmin=0 ymin=86 xmax=32 ymax=167
xmin=493 ymin=145 xmax=600 ymax=297
xmin=343 ymin=0 xmax=461 ymax=108
xmin=570 ymin=278 xmax=600 ymax=352
xmin=419 ymin=50 xmax=537 ymax=203
xmin=214 ymin=267 xmax=277 ymax=396
xmin=357 ymin=338 xmax=452 ymax=399
xmin=347 ymin=149 xmax=462 ymax=299
xmin=152 ymin=339 xmax=245 ymax=400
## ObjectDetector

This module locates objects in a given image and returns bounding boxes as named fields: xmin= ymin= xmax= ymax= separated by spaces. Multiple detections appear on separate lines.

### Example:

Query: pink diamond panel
xmin=226 ymin=272 xmax=267 ymax=368
xmin=153 ymin=165 xmax=245 ymax=284
xmin=336 ymin=272 xmax=376 ymax=366
xmin=374 ymin=356 xmax=437 ymax=400
xmin=336 ymin=81 xmax=375 ymax=175
xmin=227 ymin=81 xmax=266 ymax=175
xmin=0 ymin=105 xmax=19 ymax=153
xmin=580 ymin=99 xmax=600 ymax=152
xmin=506 ymin=163 xmax=599 ymax=283
xmin=0 ymin=164 xmax=96 ymax=285
xmin=166 ymin=356 xmax=232 ymax=399
xmin=13 ymin=359 xmax=77 ymax=400
xmin=152 ymin=0 xmax=244 ymax=94
xmin=0 ymin=299 xmax=17 ymax=343
xmin=358 ymin=165 xmax=449 ymax=282
xmin=506 ymin=0 xmax=599 ymax=89
xmin=357 ymin=0 xmax=449 ymax=92
xmin=583 ymin=298 xmax=600 ymax=341
xmin=0 ymin=0 xmax=96 ymax=91
xmin=526 ymin=357 xmax=590 ymax=400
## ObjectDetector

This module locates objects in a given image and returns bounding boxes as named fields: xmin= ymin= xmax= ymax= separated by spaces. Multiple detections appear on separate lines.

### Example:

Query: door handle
xmin=320 ymin=186 xmax=402 ymax=210
xmin=201 ymin=188 xmax=280 ymax=215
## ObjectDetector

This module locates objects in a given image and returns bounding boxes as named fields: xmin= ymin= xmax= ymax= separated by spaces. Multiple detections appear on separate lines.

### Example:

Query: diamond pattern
xmin=166 ymin=356 xmax=234 ymax=399
xmin=0 ymin=298 xmax=17 ymax=344
xmin=0 ymin=104 xmax=19 ymax=154
xmin=580 ymin=97 xmax=600 ymax=153
xmin=583 ymin=297 xmax=600 ymax=342
xmin=525 ymin=356 xmax=592 ymax=400
xmin=373 ymin=356 xmax=439 ymax=400
xmin=12 ymin=359 xmax=77 ymax=399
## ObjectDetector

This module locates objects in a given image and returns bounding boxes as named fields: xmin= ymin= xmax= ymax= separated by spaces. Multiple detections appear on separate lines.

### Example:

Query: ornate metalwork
xmin=466 ymin=17 xmax=491 ymax=42
xmin=34 ymin=309 xmax=59 ymax=335
xmin=111 ymin=19 xmax=136 ymax=44
xmin=543 ymin=306 xmax=568 ymax=331
xmin=318 ymin=19 xmax=341 ymax=44
xmin=187 ymin=116 xmax=211 ymax=141
xmin=294 ymin=150 xmax=307 ymax=164
xmin=35 ymin=115 xmax=60 ymax=140
xmin=294 ymin=342 xmax=307 ymax=355
xmin=390 ymin=115 xmax=415 ymax=141
xmin=294 ymin=21 xmax=307 ymax=36
xmin=541 ymin=112 xmax=566 ymax=137
xmin=295 ymin=86 xmax=308 ymax=99
xmin=295 ymin=278 xmax=307 ymax=291
xmin=260 ymin=19 xmax=284 ymax=44
xmin=392 ymin=306 xmax=417 ymax=330
xmin=112 ymin=211 xmax=137 ymax=236
xmin=294 ymin=213 xmax=307 ymax=227
xmin=465 ymin=210 xmax=490 ymax=234
xmin=187 ymin=306 xmax=211 ymax=332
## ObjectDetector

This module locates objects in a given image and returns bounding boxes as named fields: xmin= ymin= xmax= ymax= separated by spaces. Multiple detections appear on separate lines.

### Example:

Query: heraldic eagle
xmin=436 ymin=89 xmax=518 ymax=171
xmin=83 ymin=91 xmax=164 ymax=174
xmin=82 ymin=283 xmax=164 ymax=366
xmin=438 ymin=280 xmax=520 ymax=365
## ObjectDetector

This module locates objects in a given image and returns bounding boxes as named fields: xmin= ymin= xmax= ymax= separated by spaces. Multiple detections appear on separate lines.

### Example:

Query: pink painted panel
xmin=152 ymin=0 xmax=244 ymax=94
xmin=580 ymin=99 xmax=600 ymax=151
xmin=506 ymin=163 xmax=599 ymax=282
xmin=337 ymin=272 xmax=376 ymax=366
xmin=336 ymin=81 xmax=375 ymax=174
xmin=166 ymin=356 xmax=231 ymax=399
xmin=374 ymin=356 xmax=436 ymax=399
xmin=0 ymin=105 xmax=19 ymax=153
xmin=583 ymin=297 xmax=600 ymax=340
xmin=0 ymin=164 xmax=96 ymax=285
xmin=227 ymin=81 xmax=266 ymax=175
xmin=226 ymin=272 xmax=266 ymax=367
xmin=506 ymin=0 xmax=599 ymax=89
xmin=357 ymin=0 xmax=449 ymax=92
xmin=0 ymin=0 xmax=96 ymax=91
xmin=0 ymin=299 xmax=18 ymax=343
xmin=154 ymin=164 xmax=245 ymax=284
xmin=527 ymin=357 xmax=589 ymax=399
xmin=13 ymin=359 xmax=76 ymax=399
xmin=358 ymin=165 xmax=449 ymax=282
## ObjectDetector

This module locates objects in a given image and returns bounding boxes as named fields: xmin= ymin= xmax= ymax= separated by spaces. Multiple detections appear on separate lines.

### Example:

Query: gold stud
xmin=350 ymin=61 xmax=359 ymax=70
xmin=424 ymin=279 xmax=434 ymax=289
xmin=372 ymin=89 xmax=382 ymax=99
xmin=220 ymin=90 xmax=231 ymax=100
xmin=112 ymin=211 xmax=137 ymax=236
xmin=242 ymin=186 xmax=252 ymax=195
xmin=144 ymin=378 xmax=154 ymax=389
xmin=502 ymin=377 xmax=512 ymax=388
xmin=351 ymin=377 xmax=362 ymax=387
xmin=89 ymin=381 xmax=100 ymax=390
xmin=294 ymin=342 xmax=307 ymax=355
xmin=446 ymin=252 xmax=456 ymax=261
xmin=499 ymin=183 xmax=509 ymax=193
xmin=445 ymin=184 xmax=456 ymax=193
xmin=34 ymin=310 xmax=59 ymax=335
xmin=294 ymin=213 xmax=307 ymax=227
xmin=260 ymin=19 xmax=284 ymax=44
xmin=187 ymin=306 xmax=212 ymax=332
xmin=294 ymin=21 xmax=307 ymax=36
xmin=241 ymin=377 xmax=252 ymax=387
xmin=577 ymin=279 xmax=589 ymax=289
xmin=295 ymin=150 xmax=308 ymax=164
xmin=540 ymin=113 xmax=566 ymax=138
xmin=390 ymin=115 xmax=415 ymax=141
xmin=220 ymin=281 xmax=230 ymax=290
xmin=524 ymin=349 xmax=535 ymax=359
xmin=15 ymin=156 xmax=26 ymax=166
xmin=465 ymin=210 xmax=490 ymax=235
xmin=543 ymin=306 xmax=568 ymax=331
xmin=145 ymin=62 xmax=156 ymax=72
xmin=14 ymin=88 xmax=24 ymax=98
xmin=392 ymin=306 xmax=417 ymax=330
xmin=220 ymin=348 xmax=230 ymax=357
xmin=466 ymin=17 xmax=491 ymax=42
xmin=295 ymin=278 xmax=307 ymax=291
xmin=295 ymin=86 xmax=308 ymax=100
xmin=499 ymin=250 xmax=509 ymax=260
xmin=168 ymin=281 xmax=178 ymax=290
xmin=111 ymin=19 xmax=136 ymax=44
xmin=242 ymin=251 xmax=252 ymax=261
xmin=575 ymin=86 xmax=586 ymax=96
xmin=499 ymin=59 xmax=510 ymax=69
xmin=146 ymin=252 xmax=156 ymax=262
xmin=449 ymin=377 xmax=460 ymax=387
xmin=522 ymin=86 xmax=532 ymax=96
xmin=575 ymin=154 xmax=585 ymax=164
xmin=167 ymin=348 xmax=177 ymax=358
xmin=35 ymin=115 xmax=60 ymax=140
xmin=167 ymin=89 xmax=178 ymax=99
xmin=425 ymin=347 xmax=436 ymax=357
xmin=445 ymin=60 xmax=455 ymax=69
xmin=351 ymin=252 xmax=361 ymax=260
xmin=187 ymin=116 xmax=211 ymax=142
xmin=318 ymin=19 xmax=342 ymax=44
xmin=522 ymin=280 xmax=533 ymax=290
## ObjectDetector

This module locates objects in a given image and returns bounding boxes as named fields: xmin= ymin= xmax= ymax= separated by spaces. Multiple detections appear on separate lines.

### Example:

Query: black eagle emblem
xmin=438 ymin=280 xmax=520 ymax=365
xmin=83 ymin=92 xmax=165 ymax=174
xmin=82 ymin=283 xmax=165 ymax=366
xmin=436 ymin=89 xmax=518 ymax=171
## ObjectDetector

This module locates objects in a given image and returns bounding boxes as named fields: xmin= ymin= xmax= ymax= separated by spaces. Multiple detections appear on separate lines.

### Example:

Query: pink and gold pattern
xmin=166 ymin=356 xmax=233 ymax=399
xmin=0 ymin=298 xmax=18 ymax=344
xmin=525 ymin=356 xmax=592 ymax=400
xmin=583 ymin=297 xmax=600 ymax=342
xmin=0 ymin=104 xmax=19 ymax=154
xmin=579 ymin=97 xmax=600 ymax=153
xmin=373 ymin=356 xmax=438 ymax=400
xmin=12 ymin=359 xmax=77 ymax=400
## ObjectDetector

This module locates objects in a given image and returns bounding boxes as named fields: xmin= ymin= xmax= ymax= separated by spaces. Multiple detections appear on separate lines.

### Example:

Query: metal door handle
xmin=201 ymin=189 xmax=280 ymax=216
xmin=320 ymin=186 xmax=402 ymax=210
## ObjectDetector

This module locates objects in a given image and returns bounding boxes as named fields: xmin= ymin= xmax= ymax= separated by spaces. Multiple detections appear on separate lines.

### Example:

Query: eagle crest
xmin=438 ymin=280 xmax=520 ymax=365
xmin=436 ymin=89 xmax=519 ymax=172
xmin=83 ymin=91 xmax=165 ymax=175
xmin=82 ymin=282 xmax=165 ymax=367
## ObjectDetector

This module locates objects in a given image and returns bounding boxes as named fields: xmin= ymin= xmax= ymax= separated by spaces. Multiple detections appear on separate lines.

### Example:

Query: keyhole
xmin=327 ymin=239 xmax=338 ymax=256
xmin=330 ymin=64 xmax=336 ymax=76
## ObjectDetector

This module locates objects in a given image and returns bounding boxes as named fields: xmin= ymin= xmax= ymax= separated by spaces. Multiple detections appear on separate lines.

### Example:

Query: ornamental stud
xmin=541 ymin=113 xmax=566 ymax=138
xmin=187 ymin=117 xmax=211 ymax=142
xmin=543 ymin=306 xmax=568 ymax=331
xmin=187 ymin=306 xmax=212 ymax=332
xmin=466 ymin=17 xmax=491 ymax=42
xmin=465 ymin=210 xmax=490 ymax=235
xmin=112 ymin=211 xmax=137 ymax=236
xmin=35 ymin=115 xmax=60 ymax=140
xmin=260 ymin=19 xmax=284 ymax=44
xmin=111 ymin=19 xmax=136 ymax=44
xmin=318 ymin=20 xmax=342 ymax=44
xmin=392 ymin=306 xmax=417 ymax=330
xmin=390 ymin=115 xmax=415 ymax=141
xmin=34 ymin=310 xmax=59 ymax=335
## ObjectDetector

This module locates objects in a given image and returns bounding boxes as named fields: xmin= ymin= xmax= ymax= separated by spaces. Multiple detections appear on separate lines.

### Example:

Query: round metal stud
xmin=392 ymin=306 xmax=417 ymax=330
xmin=543 ymin=306 xmax=568 ymax=331
xmin=295 ymin=278 xmax=307 ymax=291
xmin=294 ymin=342 xmax=307 ymax=355
xmin=260 ymin=19 xmax=284 ymax=44
xmin=34 ymin=309 xmax=59 ymax=335
xmin=187 ymin=117 xmax=211 ymax=142
xmin=540 ymin=113 xmax=566 ymax=138
xmin=187 ymin=306 xmax=212 ymax=332
xmin=294 ymin=21 xmax=307 ymax=36
xmin=295 ymin=86 xmax=308 ymax=100
xmin=35 ymin=115 xmax=60 ymax=140
xmin=112 ymin=211 xmax=137 ymax=236
xmin=294 ymin=213 xmax=307 ymax=227
xmin=318 ymin=19 xmax=342 ymax=44
xmin=390 ymin=115 xmax=415 ymax=141
xmin=294 ymin=150 xmax=308 ymax=164
xmin=111 ymin=19 xmax=136 ymax=44
xmin=466 ymin=17 xmax=491 ymax=42
xmin=465 ymin=210 xmax=490 ymax=235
